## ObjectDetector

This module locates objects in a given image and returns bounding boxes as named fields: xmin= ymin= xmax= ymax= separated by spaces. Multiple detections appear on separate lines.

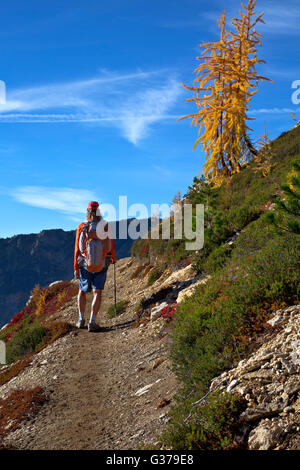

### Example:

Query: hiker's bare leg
xmin=78 ymin=290 xmax=86 ymax=316
xmin=91 ymin=289 xmax=102 ymax=319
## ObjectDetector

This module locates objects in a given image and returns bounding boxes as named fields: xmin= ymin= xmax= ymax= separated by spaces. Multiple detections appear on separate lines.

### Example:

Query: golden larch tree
xmin=180 ymin=0 xmax=272 ymax=185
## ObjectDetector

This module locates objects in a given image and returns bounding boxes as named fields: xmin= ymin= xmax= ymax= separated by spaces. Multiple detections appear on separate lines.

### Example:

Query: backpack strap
xmin=74 ymin=222 xmax=86 ymax=271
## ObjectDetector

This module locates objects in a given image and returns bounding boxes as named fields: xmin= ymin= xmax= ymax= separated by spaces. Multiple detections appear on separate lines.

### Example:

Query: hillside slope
xmin=130 ymin=124 xmax=300 ymax=450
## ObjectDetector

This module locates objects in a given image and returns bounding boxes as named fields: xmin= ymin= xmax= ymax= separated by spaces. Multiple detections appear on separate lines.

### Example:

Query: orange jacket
xmin=74 ymin=221 xmax=117 ymax=271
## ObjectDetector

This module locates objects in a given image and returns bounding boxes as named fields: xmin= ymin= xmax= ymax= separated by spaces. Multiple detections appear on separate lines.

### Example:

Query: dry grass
xmin=0 ymin=357 xmax=32 ymax=387
xmin=0 ymin=387 xmax=47 ymax=440
xmin=130 ymin=264 xmax=147 ymax=279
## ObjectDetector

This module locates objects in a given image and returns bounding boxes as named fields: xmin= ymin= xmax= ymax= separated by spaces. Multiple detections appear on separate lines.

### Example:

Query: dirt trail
xmin=1 ymin=258 xmax=178 ymax=450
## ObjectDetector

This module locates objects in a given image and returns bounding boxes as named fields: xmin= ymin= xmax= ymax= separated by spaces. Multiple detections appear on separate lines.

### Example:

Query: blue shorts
xmin=79 ymin=267 xmax=108 ymax=292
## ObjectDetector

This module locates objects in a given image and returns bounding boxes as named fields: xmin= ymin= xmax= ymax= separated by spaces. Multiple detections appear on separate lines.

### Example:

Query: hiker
xmin=74 ymin=201 xmax=117 ymax=332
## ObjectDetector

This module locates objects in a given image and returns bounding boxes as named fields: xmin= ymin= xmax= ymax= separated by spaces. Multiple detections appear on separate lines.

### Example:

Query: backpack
xmin=79 ymin=221 xmax=112 ymax=272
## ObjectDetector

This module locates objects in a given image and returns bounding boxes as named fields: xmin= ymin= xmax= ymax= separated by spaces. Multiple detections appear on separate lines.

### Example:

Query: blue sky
xmin=0 ymin=0 xmax=299 ymax=238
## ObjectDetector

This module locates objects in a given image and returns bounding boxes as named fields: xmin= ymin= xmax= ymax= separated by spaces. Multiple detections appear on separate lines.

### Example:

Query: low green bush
xmin=147 ymin=268 xmax=162 ymax=287
xmin=231 ymin=216 xmax=272 ymax=261
xmin=161 ymin=390 xmax=246 ymax=450
xmin=106 ymin=300 xmax=129 ymax=319
xmin=6 ymin=324 xmax=48 ymax=364
xmin=202 ymin=244 xmax=232 ymax=273
xmin=229 ymin=204 xmax=260 ymax=230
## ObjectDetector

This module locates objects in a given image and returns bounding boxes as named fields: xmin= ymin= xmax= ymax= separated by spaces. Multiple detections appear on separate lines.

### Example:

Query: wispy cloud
xmin=12 ymin=186 xmax=99 ymax=215
xmin=162 ymin=1 xmax=300 ymax=37
xmin=257 ymin=3 xmax=300 ymax=35
xmin=249 ymin=107 xmax=300 ymax=115
xmin=259 ymin=64 xmax=300 ymax=81
xmin=225 ymin=1 xmax=300 ymax=36
xmin=0 ymin=69 xmax=182 ymax=144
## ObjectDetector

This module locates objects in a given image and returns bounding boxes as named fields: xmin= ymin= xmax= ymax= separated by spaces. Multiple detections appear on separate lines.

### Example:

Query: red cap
xmin=87 ymin=201 xmax=99 ymax=210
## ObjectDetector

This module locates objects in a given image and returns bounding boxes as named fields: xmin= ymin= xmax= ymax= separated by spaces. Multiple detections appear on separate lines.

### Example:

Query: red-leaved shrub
xmin=161 ymin=303 xmax=177 ymax=323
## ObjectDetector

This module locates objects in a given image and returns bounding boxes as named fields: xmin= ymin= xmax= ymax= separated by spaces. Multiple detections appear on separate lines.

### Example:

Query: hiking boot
xmin=88 ymin=321 xmax=101 ymax=332
xmin=76 ymin=319 xmax=85 ymax=329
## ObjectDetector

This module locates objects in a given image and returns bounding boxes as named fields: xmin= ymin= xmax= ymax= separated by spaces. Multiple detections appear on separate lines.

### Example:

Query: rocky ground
xmin=0 ymin=256 xmax=299 ymax=450
xmin=210 ymin=304 xmax=300 ymax=450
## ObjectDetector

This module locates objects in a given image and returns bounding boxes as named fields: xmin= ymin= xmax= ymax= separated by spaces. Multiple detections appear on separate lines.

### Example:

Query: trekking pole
xmin=113 ymin=262 xmax=117 ymax=321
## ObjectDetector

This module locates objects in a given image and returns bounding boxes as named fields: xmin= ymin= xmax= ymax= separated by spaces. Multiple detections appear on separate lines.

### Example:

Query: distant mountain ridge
xmin=0 ymin=218 xmax=153 ymax=327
